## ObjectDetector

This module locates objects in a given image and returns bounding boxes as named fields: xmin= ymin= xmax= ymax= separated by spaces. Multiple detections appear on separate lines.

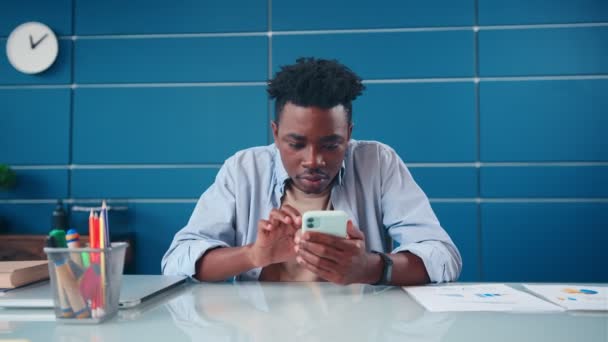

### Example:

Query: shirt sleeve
xmin=161 ymin=158 xmax=237 ymax=279
xmin=378 ymin=145 xmax=463 ymax=283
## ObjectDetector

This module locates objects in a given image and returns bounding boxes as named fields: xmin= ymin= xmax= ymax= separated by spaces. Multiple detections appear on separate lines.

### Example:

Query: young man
xmin=162 ymin=58 xmax=462 ymax=285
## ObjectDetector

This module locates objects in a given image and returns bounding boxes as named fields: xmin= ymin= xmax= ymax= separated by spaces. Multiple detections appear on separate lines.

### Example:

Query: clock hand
xmin=31 ymin=33 xmax=49 ymax=49
xmin=29 ymin=34 xmax=35 ymax=49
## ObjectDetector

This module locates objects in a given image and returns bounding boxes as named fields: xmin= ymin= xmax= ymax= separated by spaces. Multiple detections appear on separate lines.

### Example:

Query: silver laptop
xmin=0 ymin=274 xmax=187 ymax=309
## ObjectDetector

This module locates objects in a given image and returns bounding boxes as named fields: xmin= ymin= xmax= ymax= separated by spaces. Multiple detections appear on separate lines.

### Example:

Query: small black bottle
xmin=52 ymin=199 xmax=68 ymax=230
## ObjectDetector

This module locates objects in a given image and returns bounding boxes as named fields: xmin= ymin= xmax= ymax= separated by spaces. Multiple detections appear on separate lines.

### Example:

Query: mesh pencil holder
xmin=44 ymin=242 xmax=128 ymax=323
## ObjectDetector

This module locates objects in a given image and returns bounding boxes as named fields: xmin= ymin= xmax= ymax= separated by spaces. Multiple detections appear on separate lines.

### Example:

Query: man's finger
xmin=297 ymin=246 xmax=338 ymax=269
xmin=296 ymin=253 xmax=336 ymax=275
xmin=336 ymin=239 xmax=363 ymax=253
xmin=269 ymin=210 xmax=291 ymax=225
xmin=258 ymin=219 xmax=272 ymax=230
xmin=280 ymin=204 xmax=302 ymax=226
xmin=302 ymin=231 xmax=345 ymax=249
xmin=346 ymin=220 xmax=364 ymax=240
xmin=258 ymin=220 xmax=276 ymax=241
xmin=299 ymin=240 xmax=344 ymax=263
xmin=297 ymin=256 xmax=341 ymax=283
xmin=294 ymin=229 xmax=303 ymax=244
xmin=302 ymin=232 xmax=363 ymax=253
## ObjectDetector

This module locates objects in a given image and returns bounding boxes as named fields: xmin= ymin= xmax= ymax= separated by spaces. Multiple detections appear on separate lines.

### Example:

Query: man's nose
xmin=302 ymin=146 xmax=325 ymax=168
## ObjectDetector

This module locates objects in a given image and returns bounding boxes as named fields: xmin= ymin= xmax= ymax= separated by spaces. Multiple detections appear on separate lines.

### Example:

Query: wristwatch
xmin=371 ymin=251 xmax=393 ymax=285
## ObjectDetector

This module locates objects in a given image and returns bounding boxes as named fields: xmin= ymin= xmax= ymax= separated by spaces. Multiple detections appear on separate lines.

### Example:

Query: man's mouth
xmin=297 ymin=173 xmax=328 ymax=183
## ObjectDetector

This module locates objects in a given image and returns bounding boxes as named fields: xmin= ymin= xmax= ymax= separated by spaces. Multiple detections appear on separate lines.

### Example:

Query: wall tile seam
xmin=9 ymin=162 xmax=608 ymax=170
xmin=2 ymin=75 xmax=608 ymax=90
xmin=5 ymin=21 xmax=600 ymax=40
xmin=2 ymin=21 xmax=608 ymax=40
xmin=2 ymin=198 xmax=608 ymax=204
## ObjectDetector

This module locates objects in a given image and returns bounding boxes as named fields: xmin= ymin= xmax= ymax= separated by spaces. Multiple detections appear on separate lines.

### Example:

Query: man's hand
xmin=294 ymin=220 xmax=379 ymax=285
xmin=249 ymin=204 xmax=302 ymax=268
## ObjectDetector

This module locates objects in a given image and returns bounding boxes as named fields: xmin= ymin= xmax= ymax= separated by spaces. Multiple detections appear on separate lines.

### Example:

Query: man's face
xmin=272 ymin=102 xmax=352 ymax=194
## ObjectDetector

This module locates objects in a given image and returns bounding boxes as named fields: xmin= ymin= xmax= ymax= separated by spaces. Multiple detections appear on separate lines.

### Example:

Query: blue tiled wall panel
xmin=273 ymin=31 xmax=474 ymax=79
xmin=354 ymin=83 xmax=476 ymax=162
xmin=409 ymin=167 xmax=478 ymax=198
xmin=481 ymin=203 xmax=608 ymax=282
xmin=0 ymin=40 xmax=72 ymax=85
xmin=71 ymin=168 xmax=219 ymax=199
xmin=74 ymin=37 xmax=267 ymax=83
xmin=131 ymin=203 xmax=195 ymax=274
xmin=2 ymin=1 xmax=606 ymax=278
xmin=479 ymin=27 xmax=608 ymax=76
xmin=68 ymin=202 xmax=202 ymax=274
xmin=72 ymin=86 xmax=268 ymax=164
xmin=273 ymin=0 xmax=473 ymax=30
xmin=0 ymin=203 xmax=57 ymax=234
xmin=69 ymin=202 xmax=136 ymax=273
xmin=479 ymin=0 xmax=608 ymax=25
xmin=480 ymin=80 xmax=607 ymax=162
xmin=1 ymin=89 xmax=71 ymax=164
xmin=69 ymin=202 xmax=132 ymax=238
xmin=481 ymin=166 xmax=608 ymax=198
xmin=75 ymin=0 xmax=266 ymax=35
xmin=0 ymin=0 xmax=72 ymax=36
xmin=0 ymin=169 xmax=68 ymax=199
xmin=433 ymin=203 xmax=479 ymax=281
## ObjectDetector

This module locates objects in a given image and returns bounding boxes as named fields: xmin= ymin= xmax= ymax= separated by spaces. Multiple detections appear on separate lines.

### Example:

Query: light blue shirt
xmin=162 ymin=140 xmax=462 ymax=283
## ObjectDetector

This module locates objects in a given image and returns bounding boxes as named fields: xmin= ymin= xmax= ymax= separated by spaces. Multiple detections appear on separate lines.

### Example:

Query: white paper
xmin=0 ymin=308 xmax=55 ymax=322
xmin=403 ymin=284 xmax=564 ymax=312
xmin=523 ymin=284 xmax=608 ymax=311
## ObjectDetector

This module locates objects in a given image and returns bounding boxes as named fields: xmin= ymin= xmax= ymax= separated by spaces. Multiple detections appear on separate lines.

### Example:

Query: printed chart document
xmin=523 ymin=284 xmax=608 ymax=311
xmin=403 ymin=284 xmax=564 ymax=312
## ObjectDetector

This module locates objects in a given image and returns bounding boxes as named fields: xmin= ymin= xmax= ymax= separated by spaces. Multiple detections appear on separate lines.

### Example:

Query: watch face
xmin=6 ymin=22 xmax=58 ymax=74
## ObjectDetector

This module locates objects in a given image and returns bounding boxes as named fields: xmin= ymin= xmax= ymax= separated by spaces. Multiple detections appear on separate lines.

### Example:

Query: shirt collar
xmin=272 ymin=144 xmax=347 ymax=195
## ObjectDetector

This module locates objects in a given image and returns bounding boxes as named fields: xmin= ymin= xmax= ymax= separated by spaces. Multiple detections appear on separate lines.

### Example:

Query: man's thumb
xmin=346 ymin=220 xmax=364 ymax=240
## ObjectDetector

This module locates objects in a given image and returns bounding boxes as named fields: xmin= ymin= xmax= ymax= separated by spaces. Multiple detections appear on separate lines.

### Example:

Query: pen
xmin=66 ymin=228 xmax=84 ymax=268
xmin=45 ymin=236 xmax=73 ymax=318
xmin=102 ymin=200 xmax=110 ymax=247
xmin=86 ymin=210 xmax=94 ymax=267
xmin=90 ymin=212 xmax=100 ymax=263
xmin=98 ymin=207 xmax=107 ymax=317
xmin=92 ymin=212 xmax=101 ymax=317
xmin=48 ymin=229 xmax=91 ymax=319
xmin=49 ymin=229 xmax=67 ymax=248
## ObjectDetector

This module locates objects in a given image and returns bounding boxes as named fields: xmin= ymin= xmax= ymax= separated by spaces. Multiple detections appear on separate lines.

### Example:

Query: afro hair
xmin=267 ymin=57 xmax=365 ymax=123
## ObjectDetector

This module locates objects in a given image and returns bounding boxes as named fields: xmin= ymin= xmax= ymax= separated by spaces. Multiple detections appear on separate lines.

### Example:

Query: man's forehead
xmin=281 ymin=102 xmax=347 ymax=116
xmin=285 ymin=132 xmax=345 ymax=141
xmin=280 ymin=104 xmax=348 ymax=126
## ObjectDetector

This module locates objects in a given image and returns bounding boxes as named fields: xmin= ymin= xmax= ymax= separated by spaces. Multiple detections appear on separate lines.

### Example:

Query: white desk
xmin=1 ymin=282 xmax=607 ymax=342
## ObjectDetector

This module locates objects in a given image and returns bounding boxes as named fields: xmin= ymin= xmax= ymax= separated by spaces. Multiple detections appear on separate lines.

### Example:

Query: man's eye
xmin=323 ymin=144 xmax=339 ymax=150
xmin=289 ymin=143 xmax=305 ymax=149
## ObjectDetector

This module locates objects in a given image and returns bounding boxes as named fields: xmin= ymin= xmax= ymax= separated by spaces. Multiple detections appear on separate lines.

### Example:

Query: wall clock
xmin=6 ymin=22 xmax=58 ymax=74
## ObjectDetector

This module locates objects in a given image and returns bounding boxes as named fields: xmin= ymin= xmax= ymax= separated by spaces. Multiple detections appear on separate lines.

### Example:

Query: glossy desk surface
xmin=1 ymin=282 xmax=607 ymax=342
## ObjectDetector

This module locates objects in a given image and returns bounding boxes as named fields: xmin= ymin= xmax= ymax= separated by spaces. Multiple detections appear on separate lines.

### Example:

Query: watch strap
xmin=371 ymin=250 xmax=393 ymax=285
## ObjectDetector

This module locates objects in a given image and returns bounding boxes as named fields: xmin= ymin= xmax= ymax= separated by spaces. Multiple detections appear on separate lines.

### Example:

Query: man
xmin=162 ymin=57 xmax=462 ymax=285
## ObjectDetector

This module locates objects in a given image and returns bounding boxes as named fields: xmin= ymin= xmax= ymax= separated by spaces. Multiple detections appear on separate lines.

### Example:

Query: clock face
xmin=6 ymin=22 xmax=59 ymax=74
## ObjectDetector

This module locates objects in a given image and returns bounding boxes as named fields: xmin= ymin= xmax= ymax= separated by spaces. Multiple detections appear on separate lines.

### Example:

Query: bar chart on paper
xmin=403 ymin=284 xmax=564 ymax=312
xmin=523 ymin=284 xmax=608 ymax=311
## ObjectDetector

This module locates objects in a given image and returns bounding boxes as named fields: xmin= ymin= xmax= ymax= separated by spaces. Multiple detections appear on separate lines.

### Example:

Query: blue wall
xmin=1 ymin=0 xmax=606 ymax=281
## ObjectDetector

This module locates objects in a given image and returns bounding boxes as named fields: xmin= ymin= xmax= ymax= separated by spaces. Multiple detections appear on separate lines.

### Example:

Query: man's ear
xmin=271 ymin=121 xmax=279 ymax=142
xmin=347 ymin=124 xmax=353 ymax=140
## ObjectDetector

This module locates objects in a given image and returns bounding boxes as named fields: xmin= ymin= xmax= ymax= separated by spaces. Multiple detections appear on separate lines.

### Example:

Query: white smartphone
xmin=301 ymin=210 xmax=348 ymax=238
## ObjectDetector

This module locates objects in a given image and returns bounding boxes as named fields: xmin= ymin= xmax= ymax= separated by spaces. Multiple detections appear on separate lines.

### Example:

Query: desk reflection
xmin=3 ymin=282 xmax=605 ymax=342
xmin=166 ymin=282 xmax=454 ymax=342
